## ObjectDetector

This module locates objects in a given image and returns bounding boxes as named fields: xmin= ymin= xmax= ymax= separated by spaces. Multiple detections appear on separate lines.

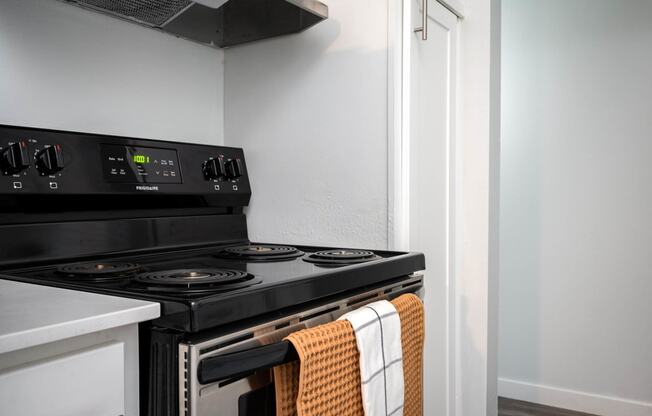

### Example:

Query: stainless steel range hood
xmin=61 ymin=0 xmax=328 ymax=48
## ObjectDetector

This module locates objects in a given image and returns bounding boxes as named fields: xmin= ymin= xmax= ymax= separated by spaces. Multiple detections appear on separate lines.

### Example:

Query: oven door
xmin=179 ymin=274 xmax=423 ymax=416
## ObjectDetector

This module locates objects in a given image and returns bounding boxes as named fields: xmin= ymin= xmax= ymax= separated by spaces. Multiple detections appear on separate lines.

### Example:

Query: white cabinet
xmin=0 ymin=280 xmax=160 ymax=416
xmin=0 ymin=342 xmax=125 ymax=416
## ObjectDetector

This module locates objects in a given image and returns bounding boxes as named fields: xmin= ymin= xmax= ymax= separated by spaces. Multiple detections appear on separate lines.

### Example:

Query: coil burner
xmin=56 ymin=262 xmax=142 ymax=282
xmin=134 ymin=269 xmax=260 ymax=294
xmin=302 ymin=249 xmax=382 ymax=267
xmin=217 ymin=244 xmax=304 ymax=262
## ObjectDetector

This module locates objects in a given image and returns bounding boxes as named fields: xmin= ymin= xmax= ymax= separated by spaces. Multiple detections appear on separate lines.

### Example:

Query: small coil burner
xmin=217 ymin=244 xmax=304 ymax=262
xmin=134 ymin=269 xmax=260 ymax=294
xmin=56 ymin=262 xmax=142 ymax=282
xmin=303 ymin=249 xmax=382 ymax=267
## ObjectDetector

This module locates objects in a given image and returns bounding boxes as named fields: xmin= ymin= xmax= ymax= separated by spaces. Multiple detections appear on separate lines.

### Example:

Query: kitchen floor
xmin=498 ymin=398 xmax=598 ymax=416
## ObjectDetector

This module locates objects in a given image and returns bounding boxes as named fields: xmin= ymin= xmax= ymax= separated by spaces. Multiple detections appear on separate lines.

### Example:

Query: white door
xmin=407 ymin=1 xmax=458 ymax=415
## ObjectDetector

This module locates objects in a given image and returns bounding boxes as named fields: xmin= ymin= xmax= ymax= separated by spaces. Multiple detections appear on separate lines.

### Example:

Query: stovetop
xmin=0 ymin=243 xmax=425 ymax=332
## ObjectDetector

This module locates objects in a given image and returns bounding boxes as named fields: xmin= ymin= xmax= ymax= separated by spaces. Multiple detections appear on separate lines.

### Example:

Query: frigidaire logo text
xmin=135 ymin=185 xmax=159 ymax=191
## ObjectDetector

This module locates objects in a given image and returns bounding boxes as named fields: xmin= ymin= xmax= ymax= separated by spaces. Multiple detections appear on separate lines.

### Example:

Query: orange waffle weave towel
xmin=391 ymin=293 xmax=425 ymax=416
xmin=273 ymin=293 xmax=425 ymax=416
xmin=276 ymin=320 xmax=364 ymax=416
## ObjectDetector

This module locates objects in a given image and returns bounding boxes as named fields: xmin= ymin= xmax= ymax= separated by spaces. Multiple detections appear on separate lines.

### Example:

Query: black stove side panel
xmin=141 ymin=325 xmax=185 ymax=416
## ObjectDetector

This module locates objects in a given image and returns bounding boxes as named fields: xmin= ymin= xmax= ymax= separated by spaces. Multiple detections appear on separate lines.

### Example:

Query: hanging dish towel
xmin=339 ymin=300 xmax=404 ymax=416
xmin=273 ymin=293 xmax=424 ymax=416
xmin=274 ymin=360 xmax=301 ymax=416
xmin=391 ymin=294 xmax=424 ymax=416
xmin=274 ymin=320 xmax=364 ymax=416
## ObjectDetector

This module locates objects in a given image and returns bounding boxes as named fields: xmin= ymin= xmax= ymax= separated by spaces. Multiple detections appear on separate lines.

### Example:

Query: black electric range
xmin=0 ymin=124 xmax=425 ymax=416
xmin=2 ymin=243 xmax=424 ymax=332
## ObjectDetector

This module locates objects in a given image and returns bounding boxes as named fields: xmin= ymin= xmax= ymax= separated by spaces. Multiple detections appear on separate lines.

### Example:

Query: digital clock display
xmin=133 ymin=154 xmax=150 ymax=164
xmin=101 ymin=144 xmax=181 ymax=184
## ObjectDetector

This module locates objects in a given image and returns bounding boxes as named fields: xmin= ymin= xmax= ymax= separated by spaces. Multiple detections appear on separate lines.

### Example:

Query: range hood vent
xmin=62 ymin=0 xmax=328 ymax=48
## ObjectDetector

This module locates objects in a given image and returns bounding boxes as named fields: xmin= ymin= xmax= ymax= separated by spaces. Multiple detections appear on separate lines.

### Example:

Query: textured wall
xmin=0 ymin=0 xmax=224 ymax=145
xmin=500 ymin=0 xmax=652 ymax=412
xmin=223 ymin=0 xmax=389 ymax=249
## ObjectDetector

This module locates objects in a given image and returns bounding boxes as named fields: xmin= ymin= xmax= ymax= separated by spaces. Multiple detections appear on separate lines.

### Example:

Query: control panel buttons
xmin=36 ymin=144 xmax=64 ymax=175
xmin=203 ymin=157 xmax=226 ymax=180
xmin=0 ymin=126 xmax=251 ymax=194
xmin=225 ymin=158 xmax=243 ymax=179
xmin=1 ymin=141 xmax=30 ymax=174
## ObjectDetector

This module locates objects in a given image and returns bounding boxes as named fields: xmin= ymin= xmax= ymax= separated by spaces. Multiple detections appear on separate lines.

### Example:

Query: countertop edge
xmin=0 ymin=292 xmax=160 ymax=355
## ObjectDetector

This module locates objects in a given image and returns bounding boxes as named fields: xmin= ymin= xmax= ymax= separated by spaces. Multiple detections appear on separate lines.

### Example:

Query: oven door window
xmin=238 ymin=383 xmax=275 ymax=416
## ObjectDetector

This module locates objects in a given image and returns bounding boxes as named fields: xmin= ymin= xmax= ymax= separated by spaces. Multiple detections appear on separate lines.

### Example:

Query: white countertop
xmin=0 ymin=279 xmax=160 ymax=354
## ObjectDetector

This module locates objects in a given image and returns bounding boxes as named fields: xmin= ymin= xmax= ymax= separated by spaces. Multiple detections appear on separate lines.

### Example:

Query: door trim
xmin=388 ymin=1 xmax=459 ymax=415
xmin=387 ymin=0 xmax=405 ymax=251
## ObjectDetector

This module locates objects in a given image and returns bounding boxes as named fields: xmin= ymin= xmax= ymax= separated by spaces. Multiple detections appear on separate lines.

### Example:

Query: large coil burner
xmin=216 ymin=244 xmax=304 ymax=262
xmin=56 ymin=262 xmax=142 ymax=282
xmin=134 ymin=269 xmax=260 ymax=294
xmin=302 ymin=249 xmax=382 ymax=267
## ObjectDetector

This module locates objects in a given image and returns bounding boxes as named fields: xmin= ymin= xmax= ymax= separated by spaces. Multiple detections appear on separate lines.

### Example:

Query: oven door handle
xmin=197 ymin=340 xmax=299 ymax=384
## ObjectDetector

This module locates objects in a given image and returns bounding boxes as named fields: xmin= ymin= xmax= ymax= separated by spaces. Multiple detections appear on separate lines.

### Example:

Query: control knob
xmin=1 ymin=141 xmax=30 ymax=174
xmin=36 ymin=144 xmax=64 ymax=174
xmin=225 ymin=158 xmax=243 ymax=179
xmin=203 ymin=157 xmax=226 ymax=180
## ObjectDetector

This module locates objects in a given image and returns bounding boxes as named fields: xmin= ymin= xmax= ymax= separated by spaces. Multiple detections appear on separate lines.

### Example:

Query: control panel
xmin=101 ymin=144 xmax=182 ymax=183
xmin=0 ymin=125 xmax=251 ymax=205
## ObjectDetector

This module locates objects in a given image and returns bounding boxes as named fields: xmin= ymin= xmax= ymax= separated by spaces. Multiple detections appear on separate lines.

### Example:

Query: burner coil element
xmin=217 ymin=244 xmax=304 ymax=261
xmin=303 ymin=249 xmax=382 ymax=267
xmin=56 ymin=262 xmax=142 ymax=281
xmin=135 ymin=269 xmax=260 ymax=294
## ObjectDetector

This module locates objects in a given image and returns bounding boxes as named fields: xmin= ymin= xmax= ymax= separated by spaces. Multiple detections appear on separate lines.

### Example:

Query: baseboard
xmin=498 ymin=378 xmax=652 ymax=416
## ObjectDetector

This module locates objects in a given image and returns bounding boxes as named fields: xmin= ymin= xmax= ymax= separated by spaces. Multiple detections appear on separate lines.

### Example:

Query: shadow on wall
xmin=498 ymin=0 xmax=544 ymax=390
xmin=224 ymin=17 xmax=341 ymax=134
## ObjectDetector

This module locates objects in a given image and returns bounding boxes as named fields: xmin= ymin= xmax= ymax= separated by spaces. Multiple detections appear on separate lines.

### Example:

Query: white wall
xmin=223 ymin=0 xmax=390 ymax=248
xmin=0 ymin=0 xmax=224 ymax=145
xmin=500 ymin=1 xmax=652 ymax=414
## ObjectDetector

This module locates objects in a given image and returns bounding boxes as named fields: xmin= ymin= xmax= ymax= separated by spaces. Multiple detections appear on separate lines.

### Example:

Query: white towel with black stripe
xmin=338 ymin=300 xmax=404 ymax=416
